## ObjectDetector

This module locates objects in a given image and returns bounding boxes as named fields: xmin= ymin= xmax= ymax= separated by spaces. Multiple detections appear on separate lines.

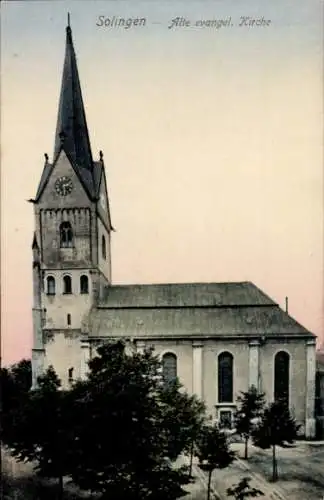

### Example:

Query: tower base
xmin=31 ymin=349 xmax=45 ymax=390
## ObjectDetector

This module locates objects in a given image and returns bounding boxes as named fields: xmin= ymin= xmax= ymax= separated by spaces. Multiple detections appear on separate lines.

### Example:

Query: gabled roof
xmin=86 ymin=281 xmax=315 ymax=339
xmin=88 ymin=302 xmax=313 ymax=339
xmin=34 ymin=150 xmax=103 ymax=202
xmin=99 ymin=282 xmax=276 ymax=308
xmin=35 ymin=157 xmax=53 ymax=201
xmin=93 ymin=161 xmax=104 ymax=194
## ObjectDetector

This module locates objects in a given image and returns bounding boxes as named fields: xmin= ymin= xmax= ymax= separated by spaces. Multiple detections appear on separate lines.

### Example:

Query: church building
xmin=30 ymin=20 xmax=317 ymax=438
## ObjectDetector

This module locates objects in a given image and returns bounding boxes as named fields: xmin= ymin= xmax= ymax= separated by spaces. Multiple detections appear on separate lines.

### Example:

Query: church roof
xmin=87 ymin=281 xmax=314 ymax=339
xmin=34 ymin=22 xmax=105 ymax=202
xmin=100 ymin=282 xmax=275 ymax=308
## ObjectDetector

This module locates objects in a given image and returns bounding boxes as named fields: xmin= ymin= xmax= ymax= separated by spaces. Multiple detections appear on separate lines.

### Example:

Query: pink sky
xmin=1 ymin=1 xmax=323 ymax=365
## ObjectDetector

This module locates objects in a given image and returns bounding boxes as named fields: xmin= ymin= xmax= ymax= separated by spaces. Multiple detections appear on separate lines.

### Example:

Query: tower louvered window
xmin=60 ymin=221 xmax=73 ymax=248
xmin=218 ymin=352 xmax=233 ymax=403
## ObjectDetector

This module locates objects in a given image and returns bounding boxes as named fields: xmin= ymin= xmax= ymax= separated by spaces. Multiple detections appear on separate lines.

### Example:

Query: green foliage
xmin=196 ymin=424 xmax=235 ymax=500
xmin=68 ymin=341 xmax=205 ymax=498
xmin=227 ymin=477 xmax=264 ymax=499
xmin=1 ymin=359 xmax=32 ymax=445
xmin=252 ymin=400 xmax=300 ymax=449
xmin=196 ymin=424 xmax=236 ymax=472
xmin=1 ymin=359 xmax=32 ymax=412
xmin=1 ymin=344 xmax=206 ymax=499
xmin=234 ymin=386 xmax=266 ymax=459
xmin=1 ymin=365 xmax=72 ymax=498
xmin=28 ymin=368 xmax=74 ymax=480
xmin=158 ymin=377 xmax=206 ymax=460
xmin=252 ymin=400 xmax=300 ymax=481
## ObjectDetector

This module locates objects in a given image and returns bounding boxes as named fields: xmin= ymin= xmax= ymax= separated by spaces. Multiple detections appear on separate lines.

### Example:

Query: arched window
xmin=46 ymin=276 xmax=56 ymax=295
xmin=218 ymin=352 xmax=233 ymax=403
xmin=63 ymin=275 xmax=72 ymax=294
xmin=80 ymin=275 xmax=89 ymax=294
xmin=60 ymin=221 xmax=73 ymax=248
xmin=162 ymin=353 xmax=177 ymax=385
xmin=102 ymin=234 xmax=106 ymax=260
xmin=274 ymin=351 xmax=290 ymax=406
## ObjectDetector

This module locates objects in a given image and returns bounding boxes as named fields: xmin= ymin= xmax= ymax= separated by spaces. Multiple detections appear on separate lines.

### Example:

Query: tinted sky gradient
xmin=1 ymin=0 xmax=323 ymax=365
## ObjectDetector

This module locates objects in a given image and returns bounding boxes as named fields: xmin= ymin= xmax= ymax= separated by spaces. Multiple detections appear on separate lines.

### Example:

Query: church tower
xmin=30 ymin=17 xmax=113 ymax=387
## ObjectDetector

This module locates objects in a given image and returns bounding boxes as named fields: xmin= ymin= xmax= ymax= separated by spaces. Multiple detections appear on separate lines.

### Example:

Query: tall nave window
xmin=218 ymin=352 xmax=234 ymax=403
xmin=274 ymin=351 xmax=290 ymax=406
xmin=60 ymin=221 xmax=73 ymax=248
xmin=162 ymin=352 xmax=177 ymax=386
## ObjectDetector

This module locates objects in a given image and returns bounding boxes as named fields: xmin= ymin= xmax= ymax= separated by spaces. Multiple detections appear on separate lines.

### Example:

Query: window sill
xmin=63 ymin=292 xmax=72 ymax=295
xmin=215 ymin=402 xmax=236 ymax=407
xmin=46 ymin=293 xmax=56 ymax=296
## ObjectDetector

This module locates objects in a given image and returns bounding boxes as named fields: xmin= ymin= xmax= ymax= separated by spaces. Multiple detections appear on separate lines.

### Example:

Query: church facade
xmin=30 ymin=21 xmax=317 ymax=438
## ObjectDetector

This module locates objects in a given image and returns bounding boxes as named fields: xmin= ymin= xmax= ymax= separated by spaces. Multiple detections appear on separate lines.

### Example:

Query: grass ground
xmin=232 ymin=441 xmax=324 ymax=500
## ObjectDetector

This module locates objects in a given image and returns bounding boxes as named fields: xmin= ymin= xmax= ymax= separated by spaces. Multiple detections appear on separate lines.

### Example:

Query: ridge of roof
xmin=99 ymin=281 xmax=277 ymax=308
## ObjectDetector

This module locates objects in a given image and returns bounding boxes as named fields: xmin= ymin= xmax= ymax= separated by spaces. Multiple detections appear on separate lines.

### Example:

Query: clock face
xmin=55 ymin=176 xmax=73 ymax=196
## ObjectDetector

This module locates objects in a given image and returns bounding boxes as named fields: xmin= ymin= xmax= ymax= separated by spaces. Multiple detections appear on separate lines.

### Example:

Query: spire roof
xmin=53 ymin=19 xmax=93 ymax=172
xmin=32 ymin=18 xmax=112 ymax=226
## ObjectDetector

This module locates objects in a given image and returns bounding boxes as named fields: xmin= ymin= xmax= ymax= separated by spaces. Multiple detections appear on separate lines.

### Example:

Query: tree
xmin=252 ymin=400 xmax=300 ymax=481
xmin=157 ymin=377 xmax=205 ymax=474
xmin=67 ymin=341 xmax=204 ymax=499
xmin=1 ymin=359 xmax=32 ymax=412
xmin=227 ymin=477 xmax=264 ymax=499
xmin=196 ymin=424 xmax=235 ymax=500
xmin=1 ymin=359 xmax=32 ymax=446
xmin=2 ymin=366 xmax=72 ymax=500
xmin=8 ymin=359 xmax=32 ymax=392
xmin=234 ymin=386 xmax=266 ymax=459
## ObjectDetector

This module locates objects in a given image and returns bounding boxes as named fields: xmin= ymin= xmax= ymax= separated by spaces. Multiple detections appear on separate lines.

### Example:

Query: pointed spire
xmin=53 ymin=18 xmax=93 ymax=171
